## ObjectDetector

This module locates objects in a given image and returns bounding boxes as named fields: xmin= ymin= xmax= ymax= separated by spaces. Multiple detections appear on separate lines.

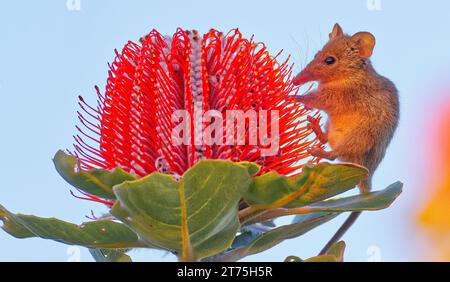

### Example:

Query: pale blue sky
xmin=1 ymin=0 xmax=449 ymax=261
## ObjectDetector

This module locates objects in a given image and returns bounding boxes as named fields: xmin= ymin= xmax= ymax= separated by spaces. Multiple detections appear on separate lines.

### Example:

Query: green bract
xmin=0 ymin=151 xmax=403 ymax=262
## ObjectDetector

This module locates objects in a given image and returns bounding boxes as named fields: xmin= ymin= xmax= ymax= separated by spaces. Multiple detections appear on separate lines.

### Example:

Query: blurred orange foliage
xmin=419 ymin=98 xmax=450 ymax=260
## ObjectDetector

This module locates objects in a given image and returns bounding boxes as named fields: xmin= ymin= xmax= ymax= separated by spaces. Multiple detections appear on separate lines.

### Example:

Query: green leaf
xmin=111 ymin=160 xmax=252 ymax=261
xmin=53 ymin=150 xmax=136 ymax=199
xmin=284 ymin=241 xmax=346 ymax=262
xmin=303 ymin=255 xmax=338 ymax=262
xmin=231 ymin=227 xmax=265 ymax=249
xmin=248 ymin=182 xmax=402 ymax=224
xmin=326 ymin=241 xmax=346 ymax=261
xmin=244 ymin=162 xmax=368 ymax=209
xmin=212 ymin=212 xmax=338 ymax=262
xmin=303 ymin=241 xmax=346 ymax=262
xmin=302 ymin=181 xmax=403 ymax=213
xmin=89 ymin=248 xmax=132 ymax=262
xmin=285 ymin=255 xmax=303 ymax=262
xmin=0 ymin=206 xmax=34 ymax=238
xmin=0 ymin=205 xmax=144 ymax=249
xmin=236 ymin=162 xmax=261 ymax=176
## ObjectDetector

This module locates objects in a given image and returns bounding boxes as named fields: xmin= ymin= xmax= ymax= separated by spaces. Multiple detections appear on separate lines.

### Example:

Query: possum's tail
xmin=319 ymin=212 xmax=361 ymax=255
xmin=318 ymin=177 xmax=372 ymax=255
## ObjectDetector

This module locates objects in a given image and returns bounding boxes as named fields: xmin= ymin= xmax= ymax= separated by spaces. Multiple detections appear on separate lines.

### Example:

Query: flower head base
xmin=73 ymin=28 xmax=319 ymax=184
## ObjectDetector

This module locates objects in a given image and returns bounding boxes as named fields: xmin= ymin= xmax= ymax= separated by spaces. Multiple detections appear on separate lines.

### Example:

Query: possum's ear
xmin=351 ymin=32 xmax=376 ymax=58
xmin=329 ymin=23 xmax=343 ymax=40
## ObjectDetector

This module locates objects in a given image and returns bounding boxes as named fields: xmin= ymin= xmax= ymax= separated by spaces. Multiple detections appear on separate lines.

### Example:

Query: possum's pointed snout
xmin=292 ymin=69 xmax=313 ymax=86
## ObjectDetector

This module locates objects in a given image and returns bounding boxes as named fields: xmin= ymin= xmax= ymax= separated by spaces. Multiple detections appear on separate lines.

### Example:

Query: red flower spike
xmin=72 ymin=28 xmax=321 ymax=204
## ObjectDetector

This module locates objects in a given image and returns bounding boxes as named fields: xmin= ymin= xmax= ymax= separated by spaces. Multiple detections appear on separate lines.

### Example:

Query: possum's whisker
xmin=289 ymin=34 xmax=304 ymax=72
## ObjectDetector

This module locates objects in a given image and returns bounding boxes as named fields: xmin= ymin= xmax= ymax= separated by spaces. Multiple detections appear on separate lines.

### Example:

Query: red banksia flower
xmin=72 ymin=28 xmax=318 ymax=194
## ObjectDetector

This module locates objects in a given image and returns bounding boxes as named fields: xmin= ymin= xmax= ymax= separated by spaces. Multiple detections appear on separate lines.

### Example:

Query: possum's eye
xmin=324 ymin=56 xmax=336 ymax=65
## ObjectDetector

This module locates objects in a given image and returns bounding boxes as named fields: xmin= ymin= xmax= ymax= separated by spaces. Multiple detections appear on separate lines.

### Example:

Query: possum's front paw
xmin=307 ymin=116 xmax=328 ymax=144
